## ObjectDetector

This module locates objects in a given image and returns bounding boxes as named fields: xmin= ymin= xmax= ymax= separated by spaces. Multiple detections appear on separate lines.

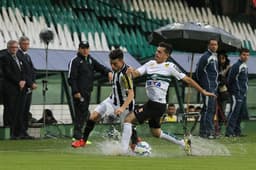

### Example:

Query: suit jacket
xmin=0 ymin=49 xmax=6 ymax=103
xmin=1 ymin=51 xmax=25 ymax=95
xmin=0 ymin=49 xmax=7 ymax=79
xmin=17 ymin=49 xmax=36 ymax=88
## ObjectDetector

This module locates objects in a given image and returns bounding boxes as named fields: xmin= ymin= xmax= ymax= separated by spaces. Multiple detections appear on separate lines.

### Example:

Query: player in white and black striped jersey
xmin=72 ymin=49 xmax=137 ymax=148
xmin=109 ymin=61 xmax=135 ymax=115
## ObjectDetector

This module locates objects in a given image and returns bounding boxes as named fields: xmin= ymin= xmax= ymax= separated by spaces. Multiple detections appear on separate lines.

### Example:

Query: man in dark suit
xmin=0 ymin=49 xmax=9 ymax=125
xmin=2 ymin=40 xmax=26 ymax=139
xmin=0 ymin=49 xmax=6 ymax=105
xmin=17 ymin=36 xmax=37 ymax=138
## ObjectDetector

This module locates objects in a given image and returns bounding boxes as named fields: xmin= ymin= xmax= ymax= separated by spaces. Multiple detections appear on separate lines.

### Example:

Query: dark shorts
xmin=135 ymin=100 xmax=166 ymax=128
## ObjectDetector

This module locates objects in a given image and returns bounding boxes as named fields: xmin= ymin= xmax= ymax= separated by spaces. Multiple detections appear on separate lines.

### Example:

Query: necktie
xmin=13 ymin=55 xmax=21 ymax=70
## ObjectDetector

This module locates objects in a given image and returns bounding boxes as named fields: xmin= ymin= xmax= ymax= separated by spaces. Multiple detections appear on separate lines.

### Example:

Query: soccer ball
xmin=134 ymin=141 xmax=152 ymax=156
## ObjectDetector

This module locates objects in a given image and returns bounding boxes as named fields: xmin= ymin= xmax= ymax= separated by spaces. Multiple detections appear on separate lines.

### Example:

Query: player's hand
xmin=115 ymin=107 xmax=125 ymax=116
xmin=126 ymin=67 xmax=134 ymax=76
xmin=108 ymin=72 xmax=113 ymax=83
xmin=74 ymin=92 xmax=81 ymax=99
xmin=202 ymin=90 xmax=217 ymax=98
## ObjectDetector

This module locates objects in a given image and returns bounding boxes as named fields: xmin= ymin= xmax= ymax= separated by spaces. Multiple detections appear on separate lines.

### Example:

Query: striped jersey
xmin=137 ymin=60 xmax=186 ymax=104
xmin=110 ymin=64 xmax=134 ymax=111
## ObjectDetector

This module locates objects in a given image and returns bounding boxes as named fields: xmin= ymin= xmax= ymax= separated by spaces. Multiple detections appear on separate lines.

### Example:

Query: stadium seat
xmin=73 ymin=32 xmax=80 ymax=49
xmin=0 ymin=0 xmax=255 ymax=55
xmin=63 ymin=24 xmax=74 ymax=50
xmin=101 ymin=32 xmax=110 ymax=51
xmin=94 ymin=32 xmax=103 ymax=51
xmin=88 ymin=32 xmax=96 ymax=51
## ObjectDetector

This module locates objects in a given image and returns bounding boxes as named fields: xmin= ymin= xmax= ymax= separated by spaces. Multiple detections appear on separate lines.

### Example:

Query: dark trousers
xmin=22 ymin=91 xmax=32 ymax=131
xmin=226 ymin=95 xmax=246 ymax=136
xmin=0 ymin=80 xmax=3 ymax=104
xmin=73 ymin=93 xmax=91 ymax=139
xmin=3 ymin=89 xmax=26 ymax=137
xmin=199 ymin=96 xmax=216 ymax=136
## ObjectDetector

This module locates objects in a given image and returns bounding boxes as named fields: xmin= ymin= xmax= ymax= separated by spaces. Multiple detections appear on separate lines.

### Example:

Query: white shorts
xmin=94 ymin=97 xmax=130 ymax=123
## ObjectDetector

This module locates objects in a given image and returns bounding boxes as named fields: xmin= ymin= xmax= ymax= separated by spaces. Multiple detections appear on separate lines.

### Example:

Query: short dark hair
xmin=109 ymin=49 xmax=124 ymax=60
xmin=239 ymin=48 xmax=250 ymax=55
xmin=195 ymin=106 xmax=201 ymax=110
xmin=208 ymin=38 xmax=218 ymax=44
xmin=159 ymin=42 xmax=173 ymax=55
xmin=168 ymin=103 xmax=175 ymax=108
xmin=188 ymin=105 xmax=195 ymax=109
xmin=19 ymin=36 xmax=30 ymax=43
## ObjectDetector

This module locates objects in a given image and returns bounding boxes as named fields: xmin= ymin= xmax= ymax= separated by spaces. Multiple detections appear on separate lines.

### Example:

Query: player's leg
xmin=130 ymin=125 xmax=141 ymax=150
xmin=147 ymin=100 xmax=192 ymax=155
xmin=83 ymin=99 xmax=112 ymax=143
xmin=127 ymin=106 xmax=142 ymax=150
xmin=121 ymin=101 xmax=153 ymax=153
xmin=83 ymin=111 xmax=101 ymax=141
xmin=150 ymin=126 xmax=191 ymax=155
xmin=71 ymin=111 xmax=101 ymax=148
xmin=145 ymin=100 xmax=184 ymax=145
xmin=149 ymin=118 xmax=185 ymax=146
xmin=120 ymin=112 xmax=137 ymax=153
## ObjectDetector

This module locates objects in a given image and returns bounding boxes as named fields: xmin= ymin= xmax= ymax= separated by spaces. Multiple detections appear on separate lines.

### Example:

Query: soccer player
xmin=225 ymin=48 xmax=249 ymax=137
xmin=120 ymin=42 xmax=216 ymax=155
xmin=71 ymin=49 xmax=135 ymax=148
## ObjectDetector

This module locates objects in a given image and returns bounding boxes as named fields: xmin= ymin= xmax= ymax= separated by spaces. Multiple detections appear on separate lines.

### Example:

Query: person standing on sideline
xmin=2 ymin=40 xmax=26 ymax=139
xmin=17 ymin=36 xmax=37 ymax=139
xmin=226 ymin=48 xmax=250 ymax=137
xmin=72 ymin=49 xmax=135 ymax=148
xmin=214 ymin=53 xmax=230 ymax=136
xmin=68 ymin=41 xmax=113 ymax=143
xmin=195 ymin=38 xmax=219 ymax=139
xmin=0 ymin=49 xmax=9 ymax=125
xmin=120 ymin=42 xmax=216 ymax=155
xmin=0 ymin=49 xmax=6 ymax=107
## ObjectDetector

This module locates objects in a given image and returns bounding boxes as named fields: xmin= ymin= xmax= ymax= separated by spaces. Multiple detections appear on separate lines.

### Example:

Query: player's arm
xmin=127 ymin=62 xmax=148 ymax=78
xmin=182 ymin=76 xmax=216 ymax=97
xmin=115 ymin=75 xmax=134 ymax=116
xmin=115 ymin=89 xmax=134 ymax=116
xmin=126 ymin=67 xmax=141 ymax=78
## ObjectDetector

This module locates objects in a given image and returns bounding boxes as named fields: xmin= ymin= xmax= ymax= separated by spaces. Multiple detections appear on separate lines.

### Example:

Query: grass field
xmin=0 ymin=132 xmax=256 ymax=170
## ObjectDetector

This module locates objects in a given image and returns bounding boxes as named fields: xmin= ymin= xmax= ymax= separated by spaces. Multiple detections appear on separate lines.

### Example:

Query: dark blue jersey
xmin=227 ymin=59 xmax=248 ymax=98
xmin=195 ymin=50 xmax=219 ymax=92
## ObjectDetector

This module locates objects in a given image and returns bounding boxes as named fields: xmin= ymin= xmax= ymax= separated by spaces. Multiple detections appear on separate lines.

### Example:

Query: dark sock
xmin=83 ymin=119 xmax=95 ymax=141
xmin=131 ymin=126 xmax=138 ymax=144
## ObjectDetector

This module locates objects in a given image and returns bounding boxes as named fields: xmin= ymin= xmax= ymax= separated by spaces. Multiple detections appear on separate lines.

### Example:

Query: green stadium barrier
xmin=0 ymin=127 xmax=10 ymax=140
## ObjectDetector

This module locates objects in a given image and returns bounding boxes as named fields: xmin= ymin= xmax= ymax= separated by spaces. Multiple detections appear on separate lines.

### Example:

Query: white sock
xmin=121 ymin=123 xmax=132 ymax=153
xmin=160 ymin=131 xmax=185 ymax=147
